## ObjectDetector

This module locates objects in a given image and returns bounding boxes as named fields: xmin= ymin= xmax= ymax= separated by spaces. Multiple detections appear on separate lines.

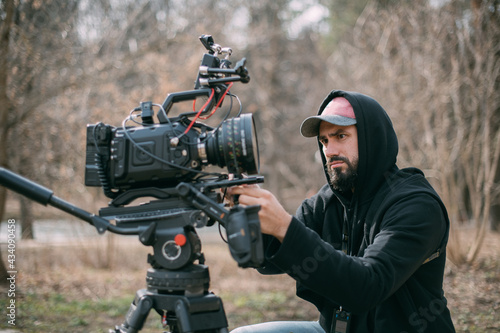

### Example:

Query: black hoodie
xmin=259 ymin=90 xmax=455 ymax=332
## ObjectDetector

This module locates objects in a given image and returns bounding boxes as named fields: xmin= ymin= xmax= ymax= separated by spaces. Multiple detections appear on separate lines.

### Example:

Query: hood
xmin=314 ymin=90 xmax=399 ymax=203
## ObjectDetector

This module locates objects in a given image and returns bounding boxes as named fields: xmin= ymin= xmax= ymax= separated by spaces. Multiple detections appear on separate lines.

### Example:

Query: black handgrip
xmin=0 ymin=167 xmax=53 ymax=205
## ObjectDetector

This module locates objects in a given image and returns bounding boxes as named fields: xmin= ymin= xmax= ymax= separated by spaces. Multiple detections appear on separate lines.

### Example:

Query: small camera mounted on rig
xmin=84 ymin=35 xmax=263 ymax=270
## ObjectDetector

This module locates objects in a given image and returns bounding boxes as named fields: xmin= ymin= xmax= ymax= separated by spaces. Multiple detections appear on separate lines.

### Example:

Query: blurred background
xmin=0 ymin=0 xmax=499 ymax=332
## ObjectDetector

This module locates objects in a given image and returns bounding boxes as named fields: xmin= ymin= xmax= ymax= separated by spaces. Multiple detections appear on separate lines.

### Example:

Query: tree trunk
xmin=0 ymin=0 xmax=16 ymax=284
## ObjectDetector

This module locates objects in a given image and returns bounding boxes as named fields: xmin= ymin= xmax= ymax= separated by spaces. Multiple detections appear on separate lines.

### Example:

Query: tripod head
xmin=100 ymin=176 xmax=264 ymax=270
xmin=0 ymin=167 xmax=264 ymax=270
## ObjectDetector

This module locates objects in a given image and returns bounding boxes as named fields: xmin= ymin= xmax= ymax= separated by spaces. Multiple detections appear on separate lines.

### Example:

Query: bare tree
xmin=0 ymin=0 xmax=83 ymax=239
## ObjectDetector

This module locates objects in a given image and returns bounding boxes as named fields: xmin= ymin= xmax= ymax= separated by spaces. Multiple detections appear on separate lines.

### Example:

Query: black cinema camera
xmin=85 ymin=113 xmax=258 ymax=192
xmin=85 ymin=35 xmax=258 ymax=194
xmin=0 ymin=35 xmax=264 ymax=333
xmin=84 ymin=34 xmax=264 ymax=270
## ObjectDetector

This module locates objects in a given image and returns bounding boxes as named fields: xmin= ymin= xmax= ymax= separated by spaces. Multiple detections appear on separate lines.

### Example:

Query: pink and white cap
xmin=300 ymin=97 xmax=356 ymax=137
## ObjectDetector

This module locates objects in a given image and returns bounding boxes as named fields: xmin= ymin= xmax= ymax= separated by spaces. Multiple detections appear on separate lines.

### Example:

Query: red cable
xmin=183 ymin=88 xmax=215 ymax=134
xmin=200 ymin=82 xmax=233 ymax=120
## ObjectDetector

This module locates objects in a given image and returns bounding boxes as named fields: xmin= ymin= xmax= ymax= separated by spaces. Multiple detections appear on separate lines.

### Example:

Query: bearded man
xmin=228 ymin=90 xmax=456 ymax=333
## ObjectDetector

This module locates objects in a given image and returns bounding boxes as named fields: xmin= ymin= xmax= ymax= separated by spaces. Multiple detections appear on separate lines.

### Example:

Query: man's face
xmin=318 ymin=122 xmax=359 ymax=192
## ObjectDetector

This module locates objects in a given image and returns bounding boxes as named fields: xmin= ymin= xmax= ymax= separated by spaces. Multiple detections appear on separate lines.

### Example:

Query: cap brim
xmin=300 ymin=115 xmax=357 ymax=137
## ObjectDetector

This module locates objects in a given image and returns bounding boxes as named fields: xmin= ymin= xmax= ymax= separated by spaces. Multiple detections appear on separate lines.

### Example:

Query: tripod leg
xmin=112 ymin=290 xmax=154 ymax=333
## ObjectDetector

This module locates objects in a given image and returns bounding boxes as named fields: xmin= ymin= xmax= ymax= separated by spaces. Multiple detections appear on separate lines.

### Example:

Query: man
xmin=228 ymin=90 xmax=455 ymax=333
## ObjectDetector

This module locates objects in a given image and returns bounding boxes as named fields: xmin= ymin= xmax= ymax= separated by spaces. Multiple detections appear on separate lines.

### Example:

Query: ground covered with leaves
xmin=0 ymin=228 xmax=498 ymax=332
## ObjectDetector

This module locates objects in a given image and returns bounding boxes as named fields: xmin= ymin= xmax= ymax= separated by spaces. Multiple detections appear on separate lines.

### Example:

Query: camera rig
xmin=0 ymin=35 xmax=264 ymax=333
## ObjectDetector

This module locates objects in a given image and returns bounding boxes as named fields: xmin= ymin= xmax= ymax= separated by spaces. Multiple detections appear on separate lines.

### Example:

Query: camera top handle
xmin=158 ymin=88 xmax=213 ymax=124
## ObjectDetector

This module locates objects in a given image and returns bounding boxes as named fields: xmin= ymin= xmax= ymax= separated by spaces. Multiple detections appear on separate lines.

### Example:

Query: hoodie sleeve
xmin=257 ymin=184 xmax=333 ymax=275
xmin=263 ymin=192 xmax=447 ymax=313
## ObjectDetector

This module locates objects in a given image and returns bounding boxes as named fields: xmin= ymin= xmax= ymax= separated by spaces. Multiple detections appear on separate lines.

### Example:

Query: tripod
xmin=0 ymin=168 xmax=263 ymax=333
xmin=113 ymin=258 xmax=229 ymax=333
xmin=103 ymin=198 xmax=230 ymax=333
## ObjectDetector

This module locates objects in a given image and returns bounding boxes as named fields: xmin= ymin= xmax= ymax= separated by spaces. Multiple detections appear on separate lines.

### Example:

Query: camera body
xmin=85 ymin=121 xmax=200 ymax=190
xmin=85 ymin=113 xmax=258 ymax=193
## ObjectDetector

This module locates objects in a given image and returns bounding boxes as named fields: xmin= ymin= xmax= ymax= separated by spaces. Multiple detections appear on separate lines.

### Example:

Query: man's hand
xmin=226 ymin=185 xmax=292 ymax=242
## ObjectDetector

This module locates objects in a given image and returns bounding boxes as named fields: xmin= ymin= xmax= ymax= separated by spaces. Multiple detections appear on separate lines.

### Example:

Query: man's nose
xmin=324 ymin=142 xmax=339 ymax=157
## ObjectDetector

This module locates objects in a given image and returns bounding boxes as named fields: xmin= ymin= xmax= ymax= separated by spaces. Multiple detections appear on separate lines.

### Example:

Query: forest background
xmin=0 ymin=0 xmax=499 ymax=332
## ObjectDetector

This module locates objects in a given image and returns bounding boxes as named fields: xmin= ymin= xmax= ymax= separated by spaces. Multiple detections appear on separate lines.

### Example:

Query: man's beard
xmin=326 ymin=156 xmax=359 ymax=192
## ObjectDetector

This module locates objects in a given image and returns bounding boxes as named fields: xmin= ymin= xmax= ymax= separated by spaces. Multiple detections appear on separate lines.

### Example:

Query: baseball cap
xmin=300 ymin=97 xmax=356 ymax=137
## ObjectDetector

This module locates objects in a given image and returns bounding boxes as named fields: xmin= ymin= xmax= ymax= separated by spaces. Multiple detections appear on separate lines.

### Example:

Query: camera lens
xmin=206 ymin=113 xmax=260 ymax=175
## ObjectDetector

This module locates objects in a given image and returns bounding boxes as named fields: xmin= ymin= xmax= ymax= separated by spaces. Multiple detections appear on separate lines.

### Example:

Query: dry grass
xmin=444 ymin=230 xmax=500 ymax=332
xmin=1 ymin=225 xmax=499 ymax=332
